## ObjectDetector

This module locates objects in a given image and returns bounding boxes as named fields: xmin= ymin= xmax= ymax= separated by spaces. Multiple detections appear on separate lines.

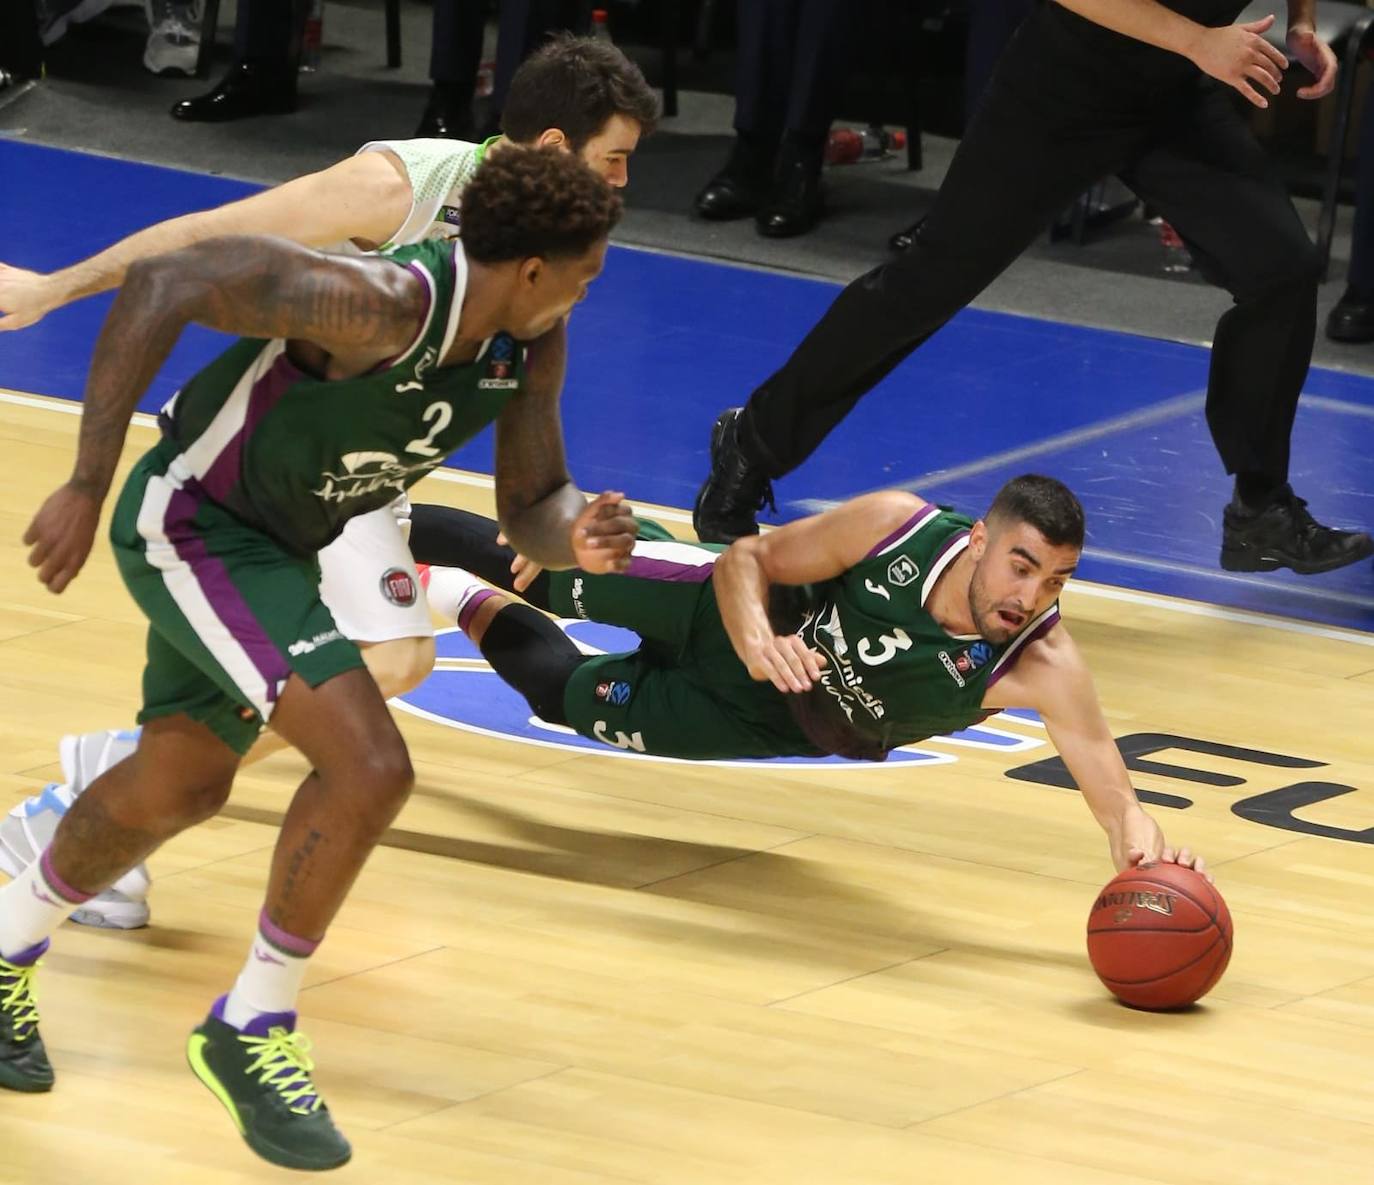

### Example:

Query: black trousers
xmin=430 ymin=0 xmax=488 ymax=87
xmin=738 ymin=4 xmax=1321 ymax=488
xmin=733 ymin=0 xmax=855 ymax=141
xmin=1345 ymin=80 xmax=1374 ymax=295
xmin=233 ymin=0 xmax=308 ymax=66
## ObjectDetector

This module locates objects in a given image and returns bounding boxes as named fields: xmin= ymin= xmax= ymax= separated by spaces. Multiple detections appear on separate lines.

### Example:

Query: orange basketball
xmin=1086 ymin=862 xmax=1232 ymax=1010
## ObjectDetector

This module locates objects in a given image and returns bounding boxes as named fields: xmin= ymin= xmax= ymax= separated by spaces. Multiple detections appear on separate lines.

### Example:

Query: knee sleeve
xmin=478 ymin=604 xmax=587 ymax=726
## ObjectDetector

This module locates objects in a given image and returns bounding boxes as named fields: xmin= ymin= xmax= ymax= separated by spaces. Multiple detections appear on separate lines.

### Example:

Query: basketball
xmin=1086 ymin=863 xmax=1233 ymax=1010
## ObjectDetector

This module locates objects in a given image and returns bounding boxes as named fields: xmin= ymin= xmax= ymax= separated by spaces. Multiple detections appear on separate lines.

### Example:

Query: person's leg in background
xmin=418 ymin=0 xmax=490 ymax=139
xmin=1121 ymin=82 xmax=1374 ymax=574
xmin=485 ymin=0 xmax=584 ymax=137
xmin=756 ymin=0 xmax=857 ymax=238
xmin=694 ymin=10 xmax=1142 ymax=541
xmin=171 ymin=0 xmax=307 ymax=122
xmin=1326 ymin=81 xmax=1374 ymax=342
xmin=694 ymin=0 xmax=791 ymax=222
xmin=143 ymin=0 xmax=203 ymax=77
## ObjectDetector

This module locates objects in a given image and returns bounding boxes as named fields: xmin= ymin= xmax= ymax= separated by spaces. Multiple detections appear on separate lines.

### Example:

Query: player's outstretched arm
xmin=990 ymin=627 xmax=1211 ymax=879
xmin=22 ymin=235 xmax=427 ymax=594
xmin=714 ymin=490 xmax=922 ymax=693
xmin=0 ymin=150 xmax=413 ymax=331
xmin=492 ymin=320 xmax=636 ymax=574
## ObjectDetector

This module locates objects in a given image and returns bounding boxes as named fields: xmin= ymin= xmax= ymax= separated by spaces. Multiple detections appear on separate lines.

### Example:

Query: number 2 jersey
xmin=158 ymin=239 xmax=525 ymax=557
xmin=777 ymin=504 xmax=1060 ymax=760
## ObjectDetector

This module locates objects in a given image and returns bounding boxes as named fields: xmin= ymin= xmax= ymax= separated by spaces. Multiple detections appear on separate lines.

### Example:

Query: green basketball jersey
xmin=783 ymin=505 xmax=1061 ymax=759
xmin=159 ymin=239 xmax=524 ymax=556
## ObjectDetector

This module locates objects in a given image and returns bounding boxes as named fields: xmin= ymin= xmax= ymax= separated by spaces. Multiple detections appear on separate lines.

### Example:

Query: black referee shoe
xmin=692 ymin=408 xmax=775 ymax=544
xmin=1220 ymin=486 xmax=1374 ymax=575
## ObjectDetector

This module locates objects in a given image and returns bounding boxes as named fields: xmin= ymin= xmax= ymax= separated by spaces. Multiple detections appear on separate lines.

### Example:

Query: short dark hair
xmin=986 ymin=474 xmax=1085 ymax=550
xmin=502 ymin=33 xmax=661 ymax=150
xmin=461 ymin=146 xmax=622 ymax=264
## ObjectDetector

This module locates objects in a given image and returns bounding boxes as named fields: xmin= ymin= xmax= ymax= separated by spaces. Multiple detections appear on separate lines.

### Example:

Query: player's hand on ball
xmin=1113 ymin=806 xmax=1213 ymax=883
xmin=0 ymin=263 xmax=57 ymax=332
xmin=744 ymin=633 xmax=827 ymax=694
xmin=24 ymin=483 xmax=101 ymax=593
xmin=572 ymin=491 xmax=636 ymax=574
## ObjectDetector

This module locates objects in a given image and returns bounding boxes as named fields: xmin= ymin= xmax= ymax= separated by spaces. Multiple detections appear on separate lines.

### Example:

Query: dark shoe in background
xmin=692 ymin=408 xmax=776 ymax=544
xmin=416 ymin=83 xmax=476 ymax=140
xmin=1220 ymin=485 xmax=1374 ymax=575
xmin=1325 ymin=287 xmax=1374 ymax=343
xmin=756 ymin=154 xmax=823 ymax=238
xmin=694 ymin=136 xmax=774 ymax=221
xmin=171 ymin=61 xmax=296 ymax=122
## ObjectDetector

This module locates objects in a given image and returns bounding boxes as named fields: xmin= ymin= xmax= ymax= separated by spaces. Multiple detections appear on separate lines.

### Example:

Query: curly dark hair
xmin=987 ymin=474 xmax=1086 ymax=549
xmin=502 ymin=33 xmax=660 ymax=150
xmin=461 ymin=146 xmax=622 ymax=264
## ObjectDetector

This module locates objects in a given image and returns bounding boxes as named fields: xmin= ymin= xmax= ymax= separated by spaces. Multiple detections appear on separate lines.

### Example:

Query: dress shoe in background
xmin=170 ymin=60 xmax=296 ymax=122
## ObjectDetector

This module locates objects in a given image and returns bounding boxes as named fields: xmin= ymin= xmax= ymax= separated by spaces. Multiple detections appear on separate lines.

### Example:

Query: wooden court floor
xmin=3 ymin=392 xmax=1374 ymax=1184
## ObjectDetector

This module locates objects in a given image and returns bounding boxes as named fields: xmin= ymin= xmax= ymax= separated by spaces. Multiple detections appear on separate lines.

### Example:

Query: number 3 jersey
xmin=778 ymin=504 xmax=1061 ymax=760
xmin=157 ymin=239 xmax=524 ymax=557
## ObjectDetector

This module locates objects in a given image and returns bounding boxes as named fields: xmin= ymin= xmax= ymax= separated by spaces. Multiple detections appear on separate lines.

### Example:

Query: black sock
xmin=409 ymin=504 xmax=552 ymax=610
xmin=1233 ymin=473 xmax=1286 ymax=512
xmin=478 ymin=604 xmax=587 ymax=726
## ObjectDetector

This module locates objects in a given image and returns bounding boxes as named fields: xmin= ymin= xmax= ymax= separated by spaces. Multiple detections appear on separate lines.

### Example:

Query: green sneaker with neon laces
xmin=186 ymin=995 xmax=351 ymax=1171
xmin=0 ymin=939 xmax=54 ymax=1093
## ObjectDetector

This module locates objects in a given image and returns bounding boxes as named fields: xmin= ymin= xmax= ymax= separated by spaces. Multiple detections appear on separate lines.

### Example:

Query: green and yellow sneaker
xmin=0 ymin=939 xmax=54 ymax=1093
xmin=186 ymin=996 xmax=351 ymax=1171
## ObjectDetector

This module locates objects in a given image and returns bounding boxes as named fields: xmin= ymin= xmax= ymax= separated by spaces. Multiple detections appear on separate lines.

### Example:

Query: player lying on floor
xmin=411 ymin=474 xmax=1209 ymax=879
xmin=3 ymin=475 xmax=1207 ymax=932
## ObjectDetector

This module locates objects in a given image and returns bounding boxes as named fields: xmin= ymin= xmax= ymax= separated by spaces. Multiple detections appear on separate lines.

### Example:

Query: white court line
xmin=792 ymin=390 xmax=1207 ymax=513
xmin=1081 ymin=545 xmax=1374 ymax=613
xmin=4 ymin=386 xmax=1371 ymax=647
xmin=1302 ymin=394 xmax=1374 ymax=420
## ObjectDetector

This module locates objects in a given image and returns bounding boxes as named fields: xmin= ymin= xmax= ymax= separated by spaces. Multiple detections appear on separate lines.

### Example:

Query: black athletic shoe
xmin=692 ymin=408 xmax=775 ymax=543
xmin=1220 ymin=486 xmax=1374 ymax=575
xmin=0 ymin=940 xmax=54 ymax=1093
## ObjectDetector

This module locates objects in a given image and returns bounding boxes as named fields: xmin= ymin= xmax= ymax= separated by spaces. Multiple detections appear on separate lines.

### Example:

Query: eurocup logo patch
xmin=393 ymin=620 xmax=1045 ymax=769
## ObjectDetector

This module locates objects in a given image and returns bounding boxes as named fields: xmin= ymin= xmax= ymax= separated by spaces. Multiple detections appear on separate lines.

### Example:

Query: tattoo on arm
xmin=71 ymin=234 xmax=427 ymax=501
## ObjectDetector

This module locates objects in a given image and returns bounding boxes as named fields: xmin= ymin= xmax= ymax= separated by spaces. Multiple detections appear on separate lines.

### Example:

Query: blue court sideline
xmin=3 ymin=138 xmax=1373 ymax=631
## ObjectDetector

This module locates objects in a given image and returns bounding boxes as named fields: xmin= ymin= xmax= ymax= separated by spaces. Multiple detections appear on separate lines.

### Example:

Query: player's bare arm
xmin=985 ymin=627 xmax=1211 ymax=878
xmin=492 ymin=319 xmax=636 ymax=573
xmin=715 ymin=490 xmax=925 ymax=693
xmin=23 ymin=235 xmax=428 ymax=593
xmin=0 ymin=150 xmax=413 ymax=331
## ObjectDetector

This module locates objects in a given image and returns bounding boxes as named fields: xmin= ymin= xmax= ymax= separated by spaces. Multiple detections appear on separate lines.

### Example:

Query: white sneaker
xmin=143 ymin=0 xmax=201 ymax=76
xmin=0 ymin=778 xmax=151 ymax=930
xmin=59 ymin=728 xmax=141 ymax=794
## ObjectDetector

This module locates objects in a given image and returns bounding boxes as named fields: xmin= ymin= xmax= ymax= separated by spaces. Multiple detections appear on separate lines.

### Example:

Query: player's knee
xmin=353 ymin=744 xmax=415 ymax=828
xmin=361 ymin=636 xmax=436 ymax=699
xmin=1228 ymin=235 xmax=1321 ymax=304
xmin=170 ymin=774 xmax=236 ymax=828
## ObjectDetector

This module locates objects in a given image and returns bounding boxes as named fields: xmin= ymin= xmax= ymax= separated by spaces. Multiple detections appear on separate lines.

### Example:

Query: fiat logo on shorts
xmin=380 ymin=567 xmax=418 ymax=607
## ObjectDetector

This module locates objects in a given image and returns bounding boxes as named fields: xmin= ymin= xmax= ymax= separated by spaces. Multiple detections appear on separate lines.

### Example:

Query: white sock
xmin=0 ymin=848 xmax=92 ymax=960
xmin=424 ymin=565 xmax=495 ymax=627
xmin=221 ymin=910 xmax=320 ymax=1027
